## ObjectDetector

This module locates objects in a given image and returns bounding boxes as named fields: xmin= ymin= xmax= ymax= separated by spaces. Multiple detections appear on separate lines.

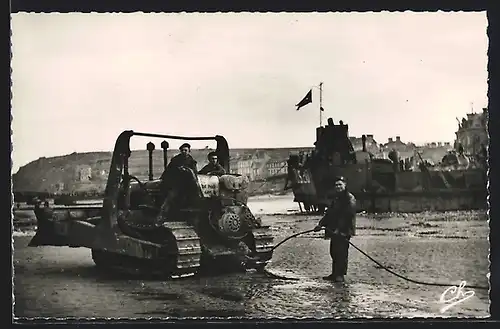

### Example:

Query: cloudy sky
xmin=11 ymin=12 xmax=488 ymax=173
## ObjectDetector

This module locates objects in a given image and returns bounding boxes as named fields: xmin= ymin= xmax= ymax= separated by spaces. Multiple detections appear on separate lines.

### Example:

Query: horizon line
xmin=13 ymin=140 xmax=455 ymax=172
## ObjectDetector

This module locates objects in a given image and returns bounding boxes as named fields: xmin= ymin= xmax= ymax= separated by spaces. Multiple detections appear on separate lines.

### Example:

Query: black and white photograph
xmin=11 ymin=11 xmax=490 ymax=319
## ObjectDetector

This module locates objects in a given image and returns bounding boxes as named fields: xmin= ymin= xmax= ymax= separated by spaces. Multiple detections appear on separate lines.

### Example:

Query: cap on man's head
xmin=179 ymin=143 xmax=191 ymax=150
xmin=207 ymin=151 xmax=217 ymax=158
xmin=334 ymin=176 xmax=346 ymax=183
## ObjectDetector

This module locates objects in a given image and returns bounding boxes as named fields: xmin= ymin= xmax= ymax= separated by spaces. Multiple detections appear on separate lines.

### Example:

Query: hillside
xmin=13 ymin=137 xmax=454 ymax=198
xmin=12 ymin=147 xmax=311 ymax=195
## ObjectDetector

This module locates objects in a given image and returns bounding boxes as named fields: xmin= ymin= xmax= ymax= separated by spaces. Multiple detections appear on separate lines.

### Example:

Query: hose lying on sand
xmin=262 ymin=227 xmax=489 ymax=291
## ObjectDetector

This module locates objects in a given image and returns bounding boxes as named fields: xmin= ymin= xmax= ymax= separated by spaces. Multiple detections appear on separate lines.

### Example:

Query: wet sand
xmin=13 ymin=194 xmax=490 ymax=319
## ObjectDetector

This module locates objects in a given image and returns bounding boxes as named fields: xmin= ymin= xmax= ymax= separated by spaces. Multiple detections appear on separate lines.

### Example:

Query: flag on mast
xmin=296 ymin=89 xmax=312 ymax=110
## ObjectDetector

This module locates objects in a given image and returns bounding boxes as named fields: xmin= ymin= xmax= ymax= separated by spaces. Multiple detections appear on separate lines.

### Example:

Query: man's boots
xmin=322 ymin=262 xmax=336 ymax=281
xmin=334 ymin=275 xmax=345 ymax=283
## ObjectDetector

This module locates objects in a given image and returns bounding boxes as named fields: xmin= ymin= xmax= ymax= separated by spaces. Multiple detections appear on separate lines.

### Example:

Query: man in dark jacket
xmin=198 ymin=151 xmax=226 ymax=176
xmin=314 ymin=176 xmax=356 ymax=282
xmin=157 ymin=143 xmax=198 ymax=215
xmin=165 ymin=143 xmax=198 ymax=173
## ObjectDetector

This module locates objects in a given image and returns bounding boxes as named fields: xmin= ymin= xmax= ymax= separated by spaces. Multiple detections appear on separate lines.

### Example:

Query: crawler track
xmin=163 ymin=221 xmax=202 ymax=278
xmin=249 ymin=226 xmax=275 ymax=270
xmin=92 ymin=221 xmax=202 ymax=279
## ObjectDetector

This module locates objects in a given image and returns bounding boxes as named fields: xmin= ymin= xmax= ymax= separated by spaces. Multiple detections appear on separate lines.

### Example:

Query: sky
xmin=11 ymin=12 xmax=488 ymax=173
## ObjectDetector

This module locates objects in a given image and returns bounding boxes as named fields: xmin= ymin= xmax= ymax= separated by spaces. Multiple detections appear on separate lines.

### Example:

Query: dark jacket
xmin=159 ymin=153 xmax=198 ymax=200
xmin=167 ymin=153 xmax=198 ymax=173
xmin=318 ymin=191 xmax=357 ymax=238
xmin=198 ymin=163 xmax=226 ymax=176
xmin=159 ymin=153 xmax=197 ymax=188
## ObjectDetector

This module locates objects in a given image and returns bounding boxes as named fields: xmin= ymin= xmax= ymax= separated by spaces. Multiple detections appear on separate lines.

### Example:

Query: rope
xmin=263 ymin=227 xmax=489 ymax=290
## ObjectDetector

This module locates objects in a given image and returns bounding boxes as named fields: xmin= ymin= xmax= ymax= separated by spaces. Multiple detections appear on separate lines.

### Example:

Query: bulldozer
xmin=28 ymin=130 xmax=275 ymax=278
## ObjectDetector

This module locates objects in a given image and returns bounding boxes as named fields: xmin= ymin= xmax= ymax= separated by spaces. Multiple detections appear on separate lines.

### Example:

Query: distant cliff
xmin=12 ymin=147 xmax=310 ymax=195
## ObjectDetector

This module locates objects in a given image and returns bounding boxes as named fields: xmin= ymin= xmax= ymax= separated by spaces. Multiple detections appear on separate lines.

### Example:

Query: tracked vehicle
xmin=28 ymin=131 xmax=275 ymax=278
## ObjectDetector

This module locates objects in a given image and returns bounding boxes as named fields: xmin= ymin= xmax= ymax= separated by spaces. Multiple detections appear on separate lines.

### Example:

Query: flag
xmin=296 ymin=89 xmax=312 ymax=110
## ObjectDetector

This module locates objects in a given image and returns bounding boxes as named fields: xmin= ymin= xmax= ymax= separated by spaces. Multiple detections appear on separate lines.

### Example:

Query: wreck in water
xmin=286 ymin=114 xmax=488 ymax=213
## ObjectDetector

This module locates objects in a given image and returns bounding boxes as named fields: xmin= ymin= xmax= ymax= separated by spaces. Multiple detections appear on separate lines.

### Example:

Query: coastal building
xmin=380 ymin=136 xmax=416 ymax=160
xmin=229 ymin=153 xmax=253 ymax=178
xmin=349 ymin=134 xmax=382 ymax=156
xmin=454 ymin=107 xmax=488 ymax=156
xmin=382 ymin=136 xmax=413 ymax=152
xmin=229 ymin=151 xmax=270 ymax=180
xmin=415 ymin=142 xmax=454 ymax=165
xmin=76 ymin=165 xmax=92 ymax=182
xmin=266 ymin=159 xmax=288 ymax=176
xmin=53 ymin=182 xmax=65 ymax=193
xmin=228 ymin=150 xmax=292 ymax=180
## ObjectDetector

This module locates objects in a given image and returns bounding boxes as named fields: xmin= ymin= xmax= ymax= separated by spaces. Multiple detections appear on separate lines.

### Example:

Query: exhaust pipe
xmin=161 ymin=140 xmax=169 ymax=170
xmin=147 ymin=142 xmax=155 ymax=181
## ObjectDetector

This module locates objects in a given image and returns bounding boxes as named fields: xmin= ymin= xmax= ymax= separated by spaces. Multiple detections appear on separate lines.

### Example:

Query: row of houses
xmin=228 ymin=150 xmax=290 ymax=181
xmin=69 ymin=138 xmax=462 ymax=187
xmin=65 ymin=150 xmax=294 ymax=186
xmin=47 ymin=106 xmax=489 ymax=192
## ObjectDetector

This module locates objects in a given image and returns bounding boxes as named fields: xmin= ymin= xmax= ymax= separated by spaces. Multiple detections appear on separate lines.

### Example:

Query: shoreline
xmin=13 ymin=213 xmax=489 ymax=317
xmin=12 ymin=192 xmax=488 ymax=232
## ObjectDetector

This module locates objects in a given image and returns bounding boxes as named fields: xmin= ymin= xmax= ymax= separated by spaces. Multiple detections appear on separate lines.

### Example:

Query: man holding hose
xmin=314 ymin=176 xmax=357 ymax=282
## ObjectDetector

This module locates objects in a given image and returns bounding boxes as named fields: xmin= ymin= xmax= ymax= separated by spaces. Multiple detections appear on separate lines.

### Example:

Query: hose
xmin=269 ymin=228 xmax=317 ymax=252
xmin=263 ymin=227 xmax=489 ymax=290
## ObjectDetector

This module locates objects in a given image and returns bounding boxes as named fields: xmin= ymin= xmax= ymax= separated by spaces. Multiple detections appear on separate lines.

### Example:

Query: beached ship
xmin=286 ymin=114 xmax=488 ymax=213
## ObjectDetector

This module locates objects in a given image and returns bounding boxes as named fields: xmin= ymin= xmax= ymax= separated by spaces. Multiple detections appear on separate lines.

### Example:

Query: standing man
xmin=198 ymin=151 xmax=226 ymax=176
xmin=314 ymin=176 xmax=357 ymax=283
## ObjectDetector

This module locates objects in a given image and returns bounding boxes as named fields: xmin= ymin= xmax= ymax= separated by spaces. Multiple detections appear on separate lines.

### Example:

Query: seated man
xmin=163 ymin=143 xmax=198 ymax=175
xmin=198 ymin=151 xmax=226 ymax=176
xmin=156 ymin=143 xmax=198 ymax=221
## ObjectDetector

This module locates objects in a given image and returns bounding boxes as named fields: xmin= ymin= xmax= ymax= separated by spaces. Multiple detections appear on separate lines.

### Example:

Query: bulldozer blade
xmin=28 ymin=207 xmax=68 ymax=247
xmin=27 ymin=206 xmax=103 ymax=248
xmin=28 ymin=232 xmax=45 ymax=247
xmin=92 ymin=223 xmax=119 ymax=250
